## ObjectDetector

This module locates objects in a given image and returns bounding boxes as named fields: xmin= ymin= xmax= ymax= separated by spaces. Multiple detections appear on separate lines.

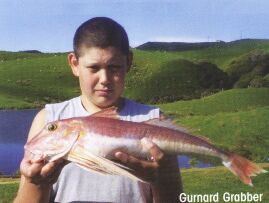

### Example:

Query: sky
xmin=1 ymin=0 xmax=269 ymax=52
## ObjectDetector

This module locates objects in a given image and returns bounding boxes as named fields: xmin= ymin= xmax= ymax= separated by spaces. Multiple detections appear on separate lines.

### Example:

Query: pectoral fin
xmin=66 ymin=146 xmax=145 ymax=182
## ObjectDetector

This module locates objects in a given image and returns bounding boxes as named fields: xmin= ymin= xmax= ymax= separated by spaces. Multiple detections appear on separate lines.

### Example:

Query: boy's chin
xmin=94 ymin=97 xmax=119 ymax=108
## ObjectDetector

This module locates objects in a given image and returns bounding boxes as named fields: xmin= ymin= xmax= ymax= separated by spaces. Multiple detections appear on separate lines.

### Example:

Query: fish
xmin=24 ymin=107 xmax=267 ymax=186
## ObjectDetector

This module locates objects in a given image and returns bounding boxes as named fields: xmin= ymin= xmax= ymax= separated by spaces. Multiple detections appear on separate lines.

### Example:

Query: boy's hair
xmin=73 ymin=17 xmax=130 ymax=57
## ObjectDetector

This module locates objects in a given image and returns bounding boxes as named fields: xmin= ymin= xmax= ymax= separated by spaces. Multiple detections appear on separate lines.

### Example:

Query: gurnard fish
xmin=24 ymin=107 xmax=267 ymax=186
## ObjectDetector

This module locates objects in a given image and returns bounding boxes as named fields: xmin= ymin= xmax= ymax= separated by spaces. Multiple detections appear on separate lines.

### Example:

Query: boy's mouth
xmin=95 ymin=89 xmax=113 ymax=96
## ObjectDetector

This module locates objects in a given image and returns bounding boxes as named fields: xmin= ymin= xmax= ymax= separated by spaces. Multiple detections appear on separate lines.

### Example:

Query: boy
xmin=15 ymin=17 xmax=183 ymax=203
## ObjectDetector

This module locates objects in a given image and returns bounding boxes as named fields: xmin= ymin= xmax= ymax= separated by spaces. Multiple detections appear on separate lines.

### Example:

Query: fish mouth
xmin=25 ymin=149 xmax=45 ymax=161
xmin=25 ymin=128 xmax=80 ymax=162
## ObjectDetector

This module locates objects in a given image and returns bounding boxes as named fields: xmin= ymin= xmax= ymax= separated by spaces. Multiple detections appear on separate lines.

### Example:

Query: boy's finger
xmin=141 ymin=137 xmax=164 ymax=162
xmin=45 ymin=161 xmax=67 ymax=184
xmin=24 ymin=161 xmax=44 ymax=178
xmin=115 ymin=151 xmax=158 ymax=169
xmin=40 ymin=159 xmax=65 ymax=177
xmin=149 ymin=145 xmax=164 ymax=162
xmin=114 ymin=151 xmax=129 ymax=163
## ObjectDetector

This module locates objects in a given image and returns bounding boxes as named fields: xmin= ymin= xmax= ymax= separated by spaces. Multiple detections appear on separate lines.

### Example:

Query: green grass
xmin=1 ymin=40 xmax=269 ymax=108
xmin=0 ymin=54 xmax=79 ymax=109
xmin=178 ymin=39 xmax=269 ymax=70
xmin=182 ymin=164 xmax=269 ymax=203
xmin=127 ymin=40 xmax=269 ymax=103
xmin=160 ymin=88 xmax=269 ymax=116
xmin=1 ymin=165 xmax=268 ymax=203
xmin=159 ymin=88 xmax=269 ymax=162
xmin=0 ymin=178 xmax=19 ymax=203
xmin=126 ymin=54 xmax=230 ymax=103
xmin=0 ymin=51 xmax=52 ymax=61
xmin=179 ymin=106 xmax=269 ymax=162
xmin=134 ymin=39 xmax=269 ymax=71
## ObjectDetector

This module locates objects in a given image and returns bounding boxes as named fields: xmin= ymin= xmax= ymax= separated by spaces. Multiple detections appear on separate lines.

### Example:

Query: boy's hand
xmin=20 ymin=154 xmax=67 ymax=187
xmin=114 ymin=139 xmax=181 ymax=202
xmin=114 ymin=138 xmax=169 ymax=183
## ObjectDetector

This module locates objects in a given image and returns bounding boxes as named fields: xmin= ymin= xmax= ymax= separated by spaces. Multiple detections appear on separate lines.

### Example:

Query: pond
xmin=0 ymin=109 xmax=39 ymax=175
xmin=0 ymin=109 xmax=211 ymax=175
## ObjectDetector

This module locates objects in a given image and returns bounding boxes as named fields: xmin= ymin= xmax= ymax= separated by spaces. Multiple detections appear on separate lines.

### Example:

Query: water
xmin=0 ymin=143 xmax=24 ymax=175
xmin=0 ymin=109 xmax=39 ymax=175
xmin=177 ymin=155 xmax=212 ymax=168
xmin=0 ymin=109 xmax=211 ymax=175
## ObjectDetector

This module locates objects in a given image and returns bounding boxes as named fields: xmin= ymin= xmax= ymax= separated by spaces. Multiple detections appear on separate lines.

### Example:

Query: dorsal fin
xmin=143 ymin=117 xmax=212 ymax=142
xmin=91 ymin=107 xmax=120 ymax=119
xmin=195 ymin=134 xmax=212 ymax=143
xmin=143 ymin=113 xmax=189 ymax=133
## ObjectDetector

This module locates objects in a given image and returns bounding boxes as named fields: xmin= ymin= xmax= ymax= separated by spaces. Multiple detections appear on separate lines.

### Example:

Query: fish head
xmin=24 ymin=119 xmax=81 ymax=162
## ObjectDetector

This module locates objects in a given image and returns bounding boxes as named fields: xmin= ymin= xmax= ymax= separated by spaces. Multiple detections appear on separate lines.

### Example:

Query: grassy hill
xmin=160 ymin=88 xmax=269 ymax=162
xmin=136 ymin=39 xmax=269 ymax=70
xmin=0 ymin=50 xmax=55 ymax=61
xmin=126 ymin=40 xmax=269 ymax=103
xmin=125 ymin=59 xmax=229 ymax=103
xmin=136 ymin=41 xmax=225 ymax=51
xmin=160 ymin=88 xmax=269 ymax=116
xmin=226 ymin=50 xmax=269 ymax=88
xmin=0 ymin=53 xmax=78 ymax=109
xmin=1 ymin=39 xmax=269 ymax=108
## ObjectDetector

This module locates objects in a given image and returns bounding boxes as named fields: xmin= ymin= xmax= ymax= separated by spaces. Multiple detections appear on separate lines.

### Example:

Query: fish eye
xmin=47 ymin=123 xmax=57 ymax=131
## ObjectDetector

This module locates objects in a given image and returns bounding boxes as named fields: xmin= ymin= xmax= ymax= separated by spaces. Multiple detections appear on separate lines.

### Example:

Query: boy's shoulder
xmin=45 ymin=96 xmax=88 ymax=122
xmin=44 ymin=97 xmax=159 ymax=122
xmin=45 ymin=96 xmax=81 ymax=112
xmin=120 ymin=98 xmax=160 ymax=122
xmin=46 ymin=97 xmax=76 ymax=107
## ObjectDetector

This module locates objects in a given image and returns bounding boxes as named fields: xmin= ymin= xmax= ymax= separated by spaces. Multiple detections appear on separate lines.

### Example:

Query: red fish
xmin=25 ymin=108 xmax=267 ymax=186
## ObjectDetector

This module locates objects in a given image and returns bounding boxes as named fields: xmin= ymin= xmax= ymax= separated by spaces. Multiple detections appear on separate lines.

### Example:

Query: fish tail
xmin=222 ymin=153 xmax=267 ymax=186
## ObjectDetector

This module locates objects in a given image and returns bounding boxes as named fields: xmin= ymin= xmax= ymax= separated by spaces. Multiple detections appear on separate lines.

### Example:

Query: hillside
xmin=136 ymin=39 xmax=269 ymax=70
xmin=126 ymin=39 xmax=269 ymax=103
xmin=125 ymin=58 xmax=229 ymax=103
xmin=160 ymin=88 xmax=269 ymax=162
xmin=137 ymin=39 xmax=269 ymax=52
xmin=136 ymin=41 xmax=225 ymax=51
xmin=0 ymin=53 xmax=77 ymax=109
xmin=160 ymin=88 xmax=269 ymax=116
xmin=226 ymin=50 xmax=269 ymax=88
xmin=0 ymin=50 xmax=59 ymax=61
xmin=1 ymin=39 xmax=269 ymax=108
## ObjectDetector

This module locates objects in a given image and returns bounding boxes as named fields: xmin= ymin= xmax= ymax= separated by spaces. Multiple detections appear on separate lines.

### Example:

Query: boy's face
xmin=69 ymin=46 xmax=132 ymax=109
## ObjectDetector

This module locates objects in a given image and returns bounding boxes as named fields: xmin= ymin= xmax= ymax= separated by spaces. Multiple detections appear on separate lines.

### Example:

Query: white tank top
xmin=45 ymin=96 xmax=160 ymax=203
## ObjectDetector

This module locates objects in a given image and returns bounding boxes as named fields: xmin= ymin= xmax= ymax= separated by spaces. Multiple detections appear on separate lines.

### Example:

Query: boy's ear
xmin=127 ymin=51 xmax=133 ymax=72
xmin=68 ymin=53 xmax=80 ymax=77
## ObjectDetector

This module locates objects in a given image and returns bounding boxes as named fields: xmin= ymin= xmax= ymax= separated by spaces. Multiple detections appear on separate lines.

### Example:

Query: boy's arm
xmin=150 ymin=112 xmax=183 ymax=202
xmin=150 ymin=154 xmax=183 ymax=203
xmin=14 ymin=109 xmax=65 ymax=203
xmin=115 ymin=143 xmax=183 ymax=203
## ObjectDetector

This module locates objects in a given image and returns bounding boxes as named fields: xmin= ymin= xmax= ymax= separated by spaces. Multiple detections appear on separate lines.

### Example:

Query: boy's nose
xmin=99 ymin=69 xmax=110 ymax=84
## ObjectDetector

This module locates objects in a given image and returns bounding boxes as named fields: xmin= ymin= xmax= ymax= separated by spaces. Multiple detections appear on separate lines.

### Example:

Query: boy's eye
xmin=87 ymin=65 xmax=99 ymax=72
xmin=108 ymin=65 xmax=122 ymax=72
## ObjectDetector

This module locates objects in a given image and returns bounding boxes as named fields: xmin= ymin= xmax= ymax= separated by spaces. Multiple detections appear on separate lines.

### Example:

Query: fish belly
xmin=73 ymin=132 xmax=150 ymax=160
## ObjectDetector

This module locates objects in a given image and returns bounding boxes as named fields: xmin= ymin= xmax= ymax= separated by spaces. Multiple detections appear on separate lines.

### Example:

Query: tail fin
xmin=222 ymin=153 xmax=267 ymax=186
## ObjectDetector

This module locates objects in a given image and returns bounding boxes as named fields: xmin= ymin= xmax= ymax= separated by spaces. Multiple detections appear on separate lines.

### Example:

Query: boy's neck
xmin=80 ymin=95 xmax=124 ymax=114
